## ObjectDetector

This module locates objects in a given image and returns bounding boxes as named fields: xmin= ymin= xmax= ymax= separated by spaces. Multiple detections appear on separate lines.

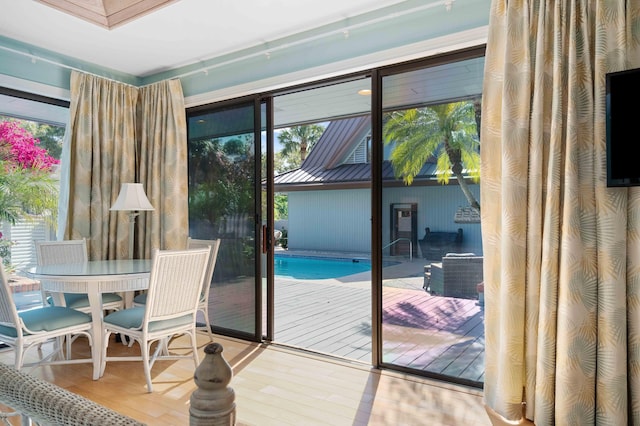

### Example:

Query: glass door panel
xmin=270 ymin=77 xmax=372 ymax=362
xmin=379 ymin=54 xmax=485 ymax=386
xmin=187 ymin=101 xmax=259 ymax=339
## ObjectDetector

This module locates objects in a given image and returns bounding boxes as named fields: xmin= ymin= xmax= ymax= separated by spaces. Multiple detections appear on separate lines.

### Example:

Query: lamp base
xmin=127 ymin=212 xmax=139 ymax=260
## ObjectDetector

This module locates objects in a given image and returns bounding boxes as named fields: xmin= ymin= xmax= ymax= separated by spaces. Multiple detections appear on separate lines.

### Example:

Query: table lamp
xmin=110 ymin=183 xmax=154 ymax=259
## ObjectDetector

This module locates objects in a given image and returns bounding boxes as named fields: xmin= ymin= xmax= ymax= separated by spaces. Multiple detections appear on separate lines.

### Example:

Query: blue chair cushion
xmin=104 ymin=307 xmax=193 ymax=332
xmin=47 ymin=292 xmax=123 ymax=309
xmin=0 ymin=306 xmax=91 ymax=337
xmin=133 ymin=292 xmax=147 ymax=305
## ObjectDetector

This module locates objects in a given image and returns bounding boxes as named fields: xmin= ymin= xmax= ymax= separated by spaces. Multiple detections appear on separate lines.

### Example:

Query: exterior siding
xmin=288 ymin=189 xmax=371 ymax=253
xmin=285 ymin=184 xmax=482 ymax=256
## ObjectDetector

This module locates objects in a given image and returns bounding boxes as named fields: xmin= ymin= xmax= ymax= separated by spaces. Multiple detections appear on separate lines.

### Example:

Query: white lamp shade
xmin=110 ymin=183 xmax=154 ymax=211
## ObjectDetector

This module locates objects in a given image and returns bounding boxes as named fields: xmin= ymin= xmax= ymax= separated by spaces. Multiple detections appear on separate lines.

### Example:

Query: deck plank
xmin=261 ymin=270 xmax=485 ymax=385
xmin=207 ymin=260 xmax=486 ymax=386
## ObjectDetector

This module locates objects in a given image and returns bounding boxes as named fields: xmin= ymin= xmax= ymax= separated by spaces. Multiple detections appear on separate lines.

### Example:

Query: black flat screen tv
xmin=606 ymin=67 xmax=640 ymax=187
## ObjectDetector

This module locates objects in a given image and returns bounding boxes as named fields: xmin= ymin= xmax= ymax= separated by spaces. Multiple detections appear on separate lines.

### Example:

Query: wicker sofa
xmin=418 ymin=227 xmax=463 ymax=260
xmin=427 ymin=253 xmax=483 ymax=300
xmin=0 ymin=362 xmax=144 ymax=425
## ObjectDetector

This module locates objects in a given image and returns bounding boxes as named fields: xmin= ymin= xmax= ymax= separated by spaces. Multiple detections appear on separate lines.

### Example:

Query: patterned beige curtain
xmin=63 ymin=72 xmax=188 ymax=260
xmin=482 ymin=1 xmax=640 ymax=424
xmin=63 ymin=71 xmax=138 ymax=259
xmin=137 ymin=79 xmax=189 ymax=257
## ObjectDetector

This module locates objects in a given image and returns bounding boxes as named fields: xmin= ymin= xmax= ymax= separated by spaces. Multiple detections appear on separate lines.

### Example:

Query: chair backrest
xmin=143 ymin=248 xmax=211 ymax=325
xmin=0 ymin=259 xmax=22 ymax=333
xmin=187 ymin=237 xmax=221 ymax=303
xmin=35 ymin=239 xmax=88 ymax=265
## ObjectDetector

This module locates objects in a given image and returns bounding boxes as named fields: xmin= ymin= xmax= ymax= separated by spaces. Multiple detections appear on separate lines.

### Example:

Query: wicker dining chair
xmin=100 ymin=247 xmax=211 ymax=392
xmin=35 ymin=239 xmax=124 ymax=313
xmin=0 ymin=258 xmax=96 ymax=372
xmin=133 ymin=237 xmax=221 ymax=341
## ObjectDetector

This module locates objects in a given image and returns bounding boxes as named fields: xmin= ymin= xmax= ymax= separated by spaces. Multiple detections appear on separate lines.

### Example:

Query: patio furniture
xmin=418 ymin=227 xmax=463 ymax=260
xmin=428 ymin=253 xmax=483 ymax=300
xmin=133 ymin=237 xmax=221 ymax=341
xmin=100 ymin=247 xmax=211 ymax=392
xmin=0 ymin=258 xmax=96 ymax=372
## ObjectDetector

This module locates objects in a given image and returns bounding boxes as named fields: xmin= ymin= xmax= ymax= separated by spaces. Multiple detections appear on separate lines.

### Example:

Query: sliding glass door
xmin=186 ymin=47 xmax=487 ymax=388
xmin=268 ymin=77 xmax=373 ymax=361
xmin=187 ymin=100 xmax=262 ymax=340
xmin=377 ymin=51 xmax=485 ymax=386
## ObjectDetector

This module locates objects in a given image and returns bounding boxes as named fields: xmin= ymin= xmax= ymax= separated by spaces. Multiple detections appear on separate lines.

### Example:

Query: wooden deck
xmin=209 ymin=258 xmax=485 ymax=386
xmin=269 ymin=277 xmax=484 ymax=385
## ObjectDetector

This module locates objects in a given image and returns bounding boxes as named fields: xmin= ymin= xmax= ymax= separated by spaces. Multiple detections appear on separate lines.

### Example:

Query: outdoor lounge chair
xmin=418 ymin=227 xmax=463 ymax=260
xmin=428 ymin=253 xmax=483 ymax=300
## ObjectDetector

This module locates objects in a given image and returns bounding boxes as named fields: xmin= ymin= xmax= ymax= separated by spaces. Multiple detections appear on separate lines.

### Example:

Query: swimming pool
xmin=274 ymin=255 xmax=397 ymax=280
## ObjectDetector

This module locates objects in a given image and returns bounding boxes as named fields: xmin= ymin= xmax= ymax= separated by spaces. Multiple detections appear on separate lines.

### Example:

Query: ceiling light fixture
xmin=358 ymin=89 xmax=372 ymax=96
xmin=35 ymin=0 xmax=177 ymax=29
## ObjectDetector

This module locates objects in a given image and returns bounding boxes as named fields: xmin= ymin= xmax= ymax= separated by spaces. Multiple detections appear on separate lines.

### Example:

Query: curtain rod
xmin=0 ymin=45 xmax=139 ymax=88
xmin=1 ymin=1 xmax=453 ymax=86
xmin=171 ymin=1 xmax=451 ymax=80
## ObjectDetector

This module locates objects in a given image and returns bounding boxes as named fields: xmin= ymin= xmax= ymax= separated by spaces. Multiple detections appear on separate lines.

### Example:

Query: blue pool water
xmin=275 ymin=255 xmax=397 ymax=280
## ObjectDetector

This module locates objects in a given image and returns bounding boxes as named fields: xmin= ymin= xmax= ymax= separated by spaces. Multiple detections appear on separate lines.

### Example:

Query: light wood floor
xmin=0 ymin=331 xmax=491 ymax=425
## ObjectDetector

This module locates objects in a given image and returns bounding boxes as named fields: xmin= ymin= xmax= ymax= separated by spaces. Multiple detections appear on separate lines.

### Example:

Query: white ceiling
xmin=0 ymin=0 xmax=409 ymax=77
xmin=0 ymin=0 xmax=487 ymax=129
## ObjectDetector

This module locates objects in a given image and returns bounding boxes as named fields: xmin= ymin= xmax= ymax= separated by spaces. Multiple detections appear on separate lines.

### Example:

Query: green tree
xmin=189 ymin=134 xmax=255 ymax=225
xmin=274 ymin=193 xmax=288 ymax=220
xmin=32 ymin=123 xmax=64 ymax=160
xmin=278 ymin=124 xmax=325 ymax=166
xmin=0 ymin=164 xmax=58 ymax=225
xmin=272 ymin=152 xmax=288 ymax=176
xmin=383 ymin=100 xmax=481 ymax=211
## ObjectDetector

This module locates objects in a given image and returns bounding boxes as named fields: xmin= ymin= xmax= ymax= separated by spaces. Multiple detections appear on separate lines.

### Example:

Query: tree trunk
xmin=453 ymin=168 xmax=480 ymax=212
xmin=300 ymin=142 xmax=307 ymax=162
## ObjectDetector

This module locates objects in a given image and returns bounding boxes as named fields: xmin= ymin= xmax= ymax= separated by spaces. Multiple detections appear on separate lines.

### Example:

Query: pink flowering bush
xmin=0 ymin=121 xmax=59 ymax=170
xmin=0 ymin=121 xmax=60 ymax=270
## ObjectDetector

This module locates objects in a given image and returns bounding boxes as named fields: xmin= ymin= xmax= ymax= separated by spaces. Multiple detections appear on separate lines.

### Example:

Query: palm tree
xmin=383 ymin=100 xmax=481 ymax=211
xmin=278 ymin=124 xmax=325 ymax=166
xmin=0 ymin=161 xmax=58 ymax=225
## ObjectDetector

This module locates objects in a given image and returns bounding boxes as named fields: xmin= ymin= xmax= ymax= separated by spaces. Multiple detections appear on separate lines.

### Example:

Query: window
xmin=0 ymin=89 xmax=68 ymax=273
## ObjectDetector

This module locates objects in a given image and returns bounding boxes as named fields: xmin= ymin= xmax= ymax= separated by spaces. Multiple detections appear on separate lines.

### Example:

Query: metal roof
xmin=274 ymin=164 xmax=442 ymax=193
xmin=302 ymin=116 xmax=370 ymax=170
xmin=274 ymin=116 xmax=447 ymax=191
xmin=274 ymin=116 xmax=448 ymax=192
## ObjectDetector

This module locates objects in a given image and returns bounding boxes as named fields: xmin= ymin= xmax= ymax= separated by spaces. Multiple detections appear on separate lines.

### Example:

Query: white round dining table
xmin=27 ymin=259 xmax=152 ymax=380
